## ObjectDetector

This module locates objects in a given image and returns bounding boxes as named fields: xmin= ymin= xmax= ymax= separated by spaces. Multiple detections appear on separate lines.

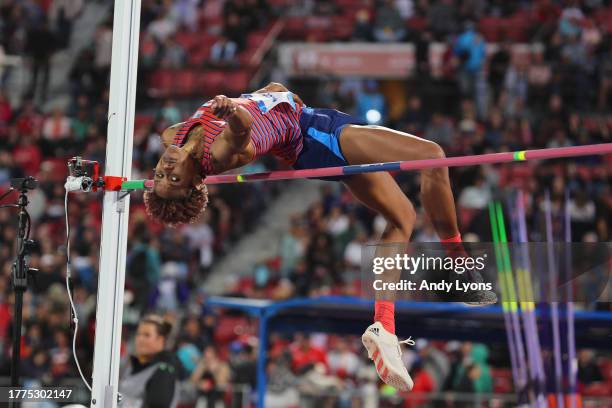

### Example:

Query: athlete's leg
xmin=344 ymin=172 xmax=416 ymax=391
xmin=343 ymin=172 xmax=416 ymax=333
xmin=339 ymin=124 xmax=460 ymax=240
xmin=340 ymin=123 xmax=497 ymax=308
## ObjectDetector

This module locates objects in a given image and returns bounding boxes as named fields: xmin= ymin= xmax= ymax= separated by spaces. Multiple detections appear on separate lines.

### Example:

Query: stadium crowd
xmin=1 ymin=0 xmax=611 ymax=405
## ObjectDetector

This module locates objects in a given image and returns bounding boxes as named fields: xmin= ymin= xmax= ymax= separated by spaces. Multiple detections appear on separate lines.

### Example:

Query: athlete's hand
xmin=210 ymin=95 xmax=238 ymax=119
xmin=260 ymin=82 xmax=304 ymax=107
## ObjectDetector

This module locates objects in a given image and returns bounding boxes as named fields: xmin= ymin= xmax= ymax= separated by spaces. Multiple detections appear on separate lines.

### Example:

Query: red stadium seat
xmin=239 ymin=48 xmax=257 ymax=66
xmin=174 ymin=31 xmax=199 ymax=52
xmin=407 ymin=16 xmax=428 ymax=32
xmin=214 ymin=315 xmax=252 ymax=344
xmin=282 ymin=16 xmax=308 ymax=39
xmin=134 ymin=114 xmax=154 ymax=131
xmin=199 ymin=70 xmax=226 ymax=95
xmin=331 ymin=15 xmax=355 ymax=40
xmin=504 ymin=16 xmax=530 ymax=42
xmin=594 ymin=8 xmax=612 ymax=33
xmin=175 ymin=70 xmax=198 ymax=97
xmin=600 ymin=360 xmax=612 ymax=381
xmin=247 ymin=31 xmax=268 ymax=49
xmin=479 ymin=17 xmax=503 ymax=42
xmin=491 ymin=368 xmax=513 ymax=393
xmin=148 ymin=69 xmax=175 ymax=98
xmin=583 ymin=381 xmax=612 ymax=396
xmin=225 ymin=70 xmax=250 ymax=94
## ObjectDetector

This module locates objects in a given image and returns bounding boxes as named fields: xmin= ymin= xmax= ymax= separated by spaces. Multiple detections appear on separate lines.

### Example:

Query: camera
xmin=65 ymin=157 xmax=101 ymax=193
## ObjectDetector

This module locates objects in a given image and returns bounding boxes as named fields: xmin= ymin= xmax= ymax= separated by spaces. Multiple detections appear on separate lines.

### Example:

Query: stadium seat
xmin=134 ymin=114 xmax=154 ymax=131
xmin=600 ymin=360 xmax=612 ymax=381
xmin=407 ymin=16 xmax=428 ymax=32
xmin=214 ymin=315 xmax=253 ymax=344
xmin=583 ymin=381 xmax=612 ymax=396
xmin=479 ymin=17 xmax=503 ymax=42
xmin=225 ymin=71 xmax=251 ymax=94
xmin=331 ymin=15 xmax=355 ymax=40
xmin=175 ymin=70 xmax=198 ymax=97
xmin=174 ymin=31 xmax=199 ymax=52
xmin=148 ymin=69 xmax=175 ymax=98
xmin=199 ymin=70 xmax=226 ymax=95
xmin=491 ymin=368 xmax=513 ymax=393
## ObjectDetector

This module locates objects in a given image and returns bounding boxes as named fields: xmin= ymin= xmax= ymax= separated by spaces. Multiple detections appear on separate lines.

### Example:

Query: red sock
xmin=374 ymin=301 xmax=395 ymax=334
xmin=440 ymin=233 xmax=462 ymax=243
xmin=440 ymin=233 xmax=467 ymax=257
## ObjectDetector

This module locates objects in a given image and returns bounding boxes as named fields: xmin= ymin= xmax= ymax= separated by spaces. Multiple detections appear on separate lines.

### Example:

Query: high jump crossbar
xmin=120 ymin=143 xmax=612 ymax=190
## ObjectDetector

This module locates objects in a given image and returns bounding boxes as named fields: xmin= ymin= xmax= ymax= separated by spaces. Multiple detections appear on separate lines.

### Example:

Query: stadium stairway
xmin=203 ymin=178 xmax=326 ymax=294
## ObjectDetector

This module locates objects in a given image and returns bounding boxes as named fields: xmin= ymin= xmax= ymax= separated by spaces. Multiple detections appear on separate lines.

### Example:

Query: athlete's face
xmin=153 ymin=144 xmax=197 ymax=199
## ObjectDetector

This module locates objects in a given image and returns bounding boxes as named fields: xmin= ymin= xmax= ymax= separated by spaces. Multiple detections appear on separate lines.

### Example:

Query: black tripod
xmin=3 ymin=177 xmax=38 ymax=405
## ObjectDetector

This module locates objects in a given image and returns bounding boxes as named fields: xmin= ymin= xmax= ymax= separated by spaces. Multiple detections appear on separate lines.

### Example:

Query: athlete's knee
xmin=421 ymin=140 xmax=446 ymax=160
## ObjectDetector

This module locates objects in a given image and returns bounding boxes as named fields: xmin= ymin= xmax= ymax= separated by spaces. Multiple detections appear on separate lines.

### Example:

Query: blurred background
xmin=0 ymin=0 xmax=611 ymax=406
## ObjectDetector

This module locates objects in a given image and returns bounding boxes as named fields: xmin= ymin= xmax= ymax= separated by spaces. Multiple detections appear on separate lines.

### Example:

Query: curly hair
xmin=144 ymin=184 xmax=208 ymax=227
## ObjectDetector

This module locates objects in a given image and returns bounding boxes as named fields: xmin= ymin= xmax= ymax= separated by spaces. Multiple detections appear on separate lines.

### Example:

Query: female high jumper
xmin=144 ymin=82 xmax=497 ymax=391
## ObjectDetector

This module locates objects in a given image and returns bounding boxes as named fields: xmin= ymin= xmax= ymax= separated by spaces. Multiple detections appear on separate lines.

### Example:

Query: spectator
xmin=160 ymin=36 xmax=187 ymax=69
xmin=453 ymin=21 xmax=487 ymax=117
xmin=356 ymin=80 xmax=386 ymax=125
xmin=209 ymin=36 xmax=238 ymax=66
xmin=504 ymin=59 xmax=529 ymax=118
xmin=400 ymin=95 xmax=428 ymax=134
xmin=373 ymin=0 xmax=407 ymax=43
xmin=328 ymin=337 xmax=360 ymax=380
xmin=119 ymin=314 xmax=182 ymax=407
xmin=290 ymin=333 xmax=328 ymax=373
xmin=428 ymin=0 xmax=459 ymax=40
xmin=265 ymin=356 xmax=299 ymax=408
xmin=559 ymin=1 xmax=584 ymax=40
xmin=24 ymin=18 xmax=56 ymax=102
xmin=424 ymin=112 xmax=453 ymax=147
xmin=344 ymin=230 xmax=368 ymax=272
xmin=127 ymin=235 xmax=161 ymax=313
xmin=93 ymin=21 xmax=112 ymax=95
xmin=48 ymin=0 xmax=83 ymax=49
xmin=0 ymin=90 xmax=12 ymax=135
xmin=182 ymin=217 xmax=215 ymax=275
xmin=22 ymin=348 xmax=53 ymax=384
xmin=279 ymin=217 xmax=306 ymax=277
xmin=49 ymin=329 xmax=73 ymax=379
xmin=577 ymin=349 xmax=603 ymax=385
xmin=454 ymin=363 xmax=479 ymax=395
xmin=170 ymin=0 xmax=199 ymax=32
xmin=12 ymin=134 xmax=42 ymax=177
xmin=148 ymin=9 xmax=177 ymax=43
xmin=224 ymin=12 xmax=247 ymax=51
xmin=229 ymin=343 xmax=257 ymax=403
xmin=569 ymin=190 xmax=596 ymax=241
xmin=191 ymin=345 xmax=231 ymax=408
xmin=528 ymin=45 xmax=553 ymax=111
xmin=41 ymin=107 xmax=71 ymax=155
xmin=405 ymin=360 xmax=434 ymax=407
xmin=352 ymin=8 xmax=372 ymax=41
xmin=597 ymin=36 xmax=612 ymax=110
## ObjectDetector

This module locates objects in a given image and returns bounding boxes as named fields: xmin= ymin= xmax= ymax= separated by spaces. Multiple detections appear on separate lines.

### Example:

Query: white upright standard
xmin=90 ymin=1 xmax=141 ymax=407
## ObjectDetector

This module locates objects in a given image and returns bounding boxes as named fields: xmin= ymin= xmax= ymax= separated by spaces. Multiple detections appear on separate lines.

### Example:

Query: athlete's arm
xmin=209 ymin=95 xmax=255 ymax=172
xmin=210 ymin=94 xmax=252 ymax=151
xmin=254 ymin=82 xmax=304 ymax=106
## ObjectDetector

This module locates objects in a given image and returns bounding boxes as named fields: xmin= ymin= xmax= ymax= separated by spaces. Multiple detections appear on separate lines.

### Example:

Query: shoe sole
xmin=362 ymin=334 xmax=413 ymax=391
